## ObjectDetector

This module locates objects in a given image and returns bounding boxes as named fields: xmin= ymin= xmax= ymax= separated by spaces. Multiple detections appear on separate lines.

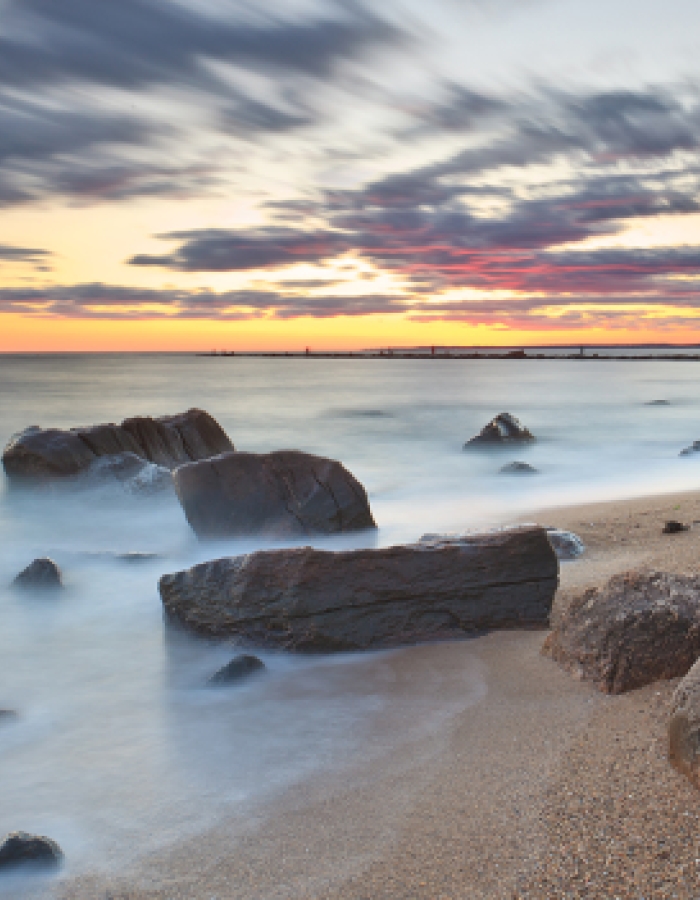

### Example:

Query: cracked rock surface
xmin=2 ymin=408 xmax=233 ymax=483
xmin=172 ymin=449 xmax=376 ymax=539
xmin=159 ymin=525 xmax=557 ymax=650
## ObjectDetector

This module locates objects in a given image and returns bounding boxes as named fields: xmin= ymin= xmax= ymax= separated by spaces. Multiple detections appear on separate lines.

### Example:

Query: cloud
xmin=0 ymin=0 xmax=406 ymax=92
xmin=0 ymin=244 xmax=52 ymax=264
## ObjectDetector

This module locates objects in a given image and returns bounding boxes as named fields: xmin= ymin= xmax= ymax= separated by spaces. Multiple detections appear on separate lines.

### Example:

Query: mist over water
xmin=2 ymin=352 xmax=700 ymax=891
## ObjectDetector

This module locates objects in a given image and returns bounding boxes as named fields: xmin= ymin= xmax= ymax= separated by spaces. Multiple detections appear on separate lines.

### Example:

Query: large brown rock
xmin=159 ymin=525 xmax=558 ymax=650
xmin=543 ymin=571 xmax=700 ymax=694
xmin=669 ymin=658 xmax=700 ymax=789
xmin=2 ymin=408 xmax=233 ymax=484
xmin=173 ymin=449 xmax=376 ymax=538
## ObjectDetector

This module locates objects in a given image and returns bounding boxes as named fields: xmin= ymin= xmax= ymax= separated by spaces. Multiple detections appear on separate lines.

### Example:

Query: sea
xmin=1 ymin=351 xmax=700 ymax=892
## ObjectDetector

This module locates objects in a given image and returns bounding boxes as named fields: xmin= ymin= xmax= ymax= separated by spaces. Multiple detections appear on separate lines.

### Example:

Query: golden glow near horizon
xmin=2 ymin=0 xmax=700 ymax=350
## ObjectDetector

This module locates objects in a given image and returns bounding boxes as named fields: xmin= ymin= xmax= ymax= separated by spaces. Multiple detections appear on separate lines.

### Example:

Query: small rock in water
xmin=646 ymin=399 xmax=671 ymax=406
xmin=12 ymin=557 xmax=62 ymax=590
xmin=0 ymin=832 xmax=63 ymax=869
xmin=0 ymin=710 xmax=18 ymax=722
xmin=545 ymin=528 xmax=585 ymax=560
xmin=499 ymin=461 xmax=538 ymax=475
xmin=680 ymin=441 xmax=700 ymax=457
xmin=208 ymin=654 xmax=266 ymax=685
xmin=464 ymin=412 xmax=535 ymax=448
xmin=663 ymin=520 xmax=689 ymax=534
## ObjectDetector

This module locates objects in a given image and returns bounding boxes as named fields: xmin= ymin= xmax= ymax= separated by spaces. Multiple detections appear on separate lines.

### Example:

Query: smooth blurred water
xmin=1 ymin=352 xmax=700 ymax=890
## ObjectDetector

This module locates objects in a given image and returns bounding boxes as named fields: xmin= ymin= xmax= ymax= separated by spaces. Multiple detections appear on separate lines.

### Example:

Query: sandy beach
xmin=53 ymin=489 xmax=700 ymax=900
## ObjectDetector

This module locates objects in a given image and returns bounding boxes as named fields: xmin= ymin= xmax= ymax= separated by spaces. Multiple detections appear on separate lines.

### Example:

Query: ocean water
xmin=1 ymin=352 xmax=700 ymax=891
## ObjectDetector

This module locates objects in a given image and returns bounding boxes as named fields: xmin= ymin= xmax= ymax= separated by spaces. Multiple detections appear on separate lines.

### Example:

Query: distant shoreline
xmin=198 ymin=349 xmax=700 ymax=360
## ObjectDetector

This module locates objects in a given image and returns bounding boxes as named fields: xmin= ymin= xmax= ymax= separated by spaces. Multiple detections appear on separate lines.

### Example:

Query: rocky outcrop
xmin=159 ymin=525 xmax=558 ymax=650
xmin=12 ymin=557 xmax=62 ymax=590
xmin=680 ymin=440 xmax=700 ymax=457
xmin=2 ymin=408 xmax=233 ymax=485
xmin=173 ymin=450 xmax=376 ymax=539
xmin=0 ymin=832 xmax=63 ymax=869
xmin=208 ymin=654 xmax=265 ymax=685
xmin=500 ymin=461 xmax=538 ymax=475
xmin=543 ymin=571 xmax=700 ymax=693
xmin=669 ymin=658 xmax=700 ymax=789
xmin=464 ymin=413 xmax=535 ymax=448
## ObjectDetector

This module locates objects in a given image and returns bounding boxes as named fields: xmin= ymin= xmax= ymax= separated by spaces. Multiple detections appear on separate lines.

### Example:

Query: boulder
xmin=669 ymin=658 xmax=700 ymax=790
xmin=464 ymin=413 xmax=535 ymax=448
xmin=208 ymin=654 xmax=266 ymax=685
xmin=543 ymin=571 xmax=700 ymax=693
xmin=173 ymin=450 xmax=376 ymax=539
xmin=159 ymin=525 xmax=558 ymax=650
xmin=499 ymin=461 xmax=538 ymax=475
xmin=0 ymin=832 xmax=63 ymax=869
xmin=2 ymin=408 xmax=233 ymax=485
xmin=12 ymin=557 xmax=62 ymax=590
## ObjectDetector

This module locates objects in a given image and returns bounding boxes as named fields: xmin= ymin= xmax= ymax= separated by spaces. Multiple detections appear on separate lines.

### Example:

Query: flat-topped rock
xmin=2 ymin=408 xmax=233 ymax=485
xmin=159 ymin=525 xmax=558 ymax=650
xmin=464 ymin=413 xmax=535 ymax=448
xmin=543 ymin=570 xmax=700 ymax=693
xmin=173 ymin=449 xmax=375 ymax=539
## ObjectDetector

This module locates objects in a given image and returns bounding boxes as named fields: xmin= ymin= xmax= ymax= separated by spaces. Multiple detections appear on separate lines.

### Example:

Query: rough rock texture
xmin=2 ymin=408 xmax=233 ymax=484
xmin=464 ymin=412 xmax=535 ymax=448
xmin=543 ymin=570 xmax=700 ymax=694
xmin=159 ymin=525 xmax=558 ymax=650
xmin=0 ymin=832 xmax=63 ymax=869
xmin=499 ymin=461 xmax=538 ymax=475
xmin=669 ymin=658 xmax=700 ymax=789
xmin=208 ymin=654 xmax=265 ymax=685
xmin=173 ymin=449 xmax=376 ymax=539
xmin=12 ymin=557 xmax=63 ymax=589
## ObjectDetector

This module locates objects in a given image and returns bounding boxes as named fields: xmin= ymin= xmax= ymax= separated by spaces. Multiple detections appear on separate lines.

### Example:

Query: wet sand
xmin=50 ymin=490 xmax=700 ymax=898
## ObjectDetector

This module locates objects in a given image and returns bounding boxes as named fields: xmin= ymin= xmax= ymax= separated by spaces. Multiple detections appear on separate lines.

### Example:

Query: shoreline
xmin=54 ymin=487 xmax=700 ymax=899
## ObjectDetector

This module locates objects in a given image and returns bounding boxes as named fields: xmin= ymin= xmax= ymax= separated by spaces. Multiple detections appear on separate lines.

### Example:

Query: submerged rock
xmin=464 ymin=413 xmax=535 ymax=448
xmin=545 ymin=528 xmax=585 ymax=560
xmin=543 ymin=571 xmax=700 ymax=693
xmin=680 ymin=441 xmax=700 ymax=457
xmin=173 ymin=449 xmax=376 ymax=539
xmin=669 ymin=658 xmax=700 ymax=790
xmin=2 ymin=408 xmax=233 ymax=485
xmin=85 ymin=452 xmax=172 ymax=494
xmin=159 ymin=525 xmax=558 ymax=651
xmin=646 ymin=399 xmax=671 ymax=406
xmin=0 ymin=710 xmax=18 ymax=722
xmin=0 ymin=832 xmax=63 ymax=869
xmin=12 ymin=558 xmax=62 ymax=590
xmin=208 ymin=654 xmax=266 ymax=685
xmin=499 ymin=461 xmax=538 ymax=475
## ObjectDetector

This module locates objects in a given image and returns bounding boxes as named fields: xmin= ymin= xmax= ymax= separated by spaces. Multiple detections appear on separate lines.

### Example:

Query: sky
xmin=2 ymin=0 xmax=700 ymax=350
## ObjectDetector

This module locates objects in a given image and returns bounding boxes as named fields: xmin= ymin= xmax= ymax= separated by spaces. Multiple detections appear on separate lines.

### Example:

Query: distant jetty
xmin=198 ymin=346 xmax=700 ymax=361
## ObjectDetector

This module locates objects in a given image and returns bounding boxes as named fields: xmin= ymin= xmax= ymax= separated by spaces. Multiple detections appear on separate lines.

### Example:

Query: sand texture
xmin=50 ymin=489 xmax=700 ymax=898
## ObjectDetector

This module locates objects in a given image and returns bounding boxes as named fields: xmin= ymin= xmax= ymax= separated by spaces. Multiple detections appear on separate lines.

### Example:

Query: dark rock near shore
xmin=669 ymin=658 xmax=700 ymax=790
xmin=2 ymin=408 xmax=233 ymax=485
xmin=12 ymin=558 xmax=62 ymax=590
xmin=0 ymin=832 xmax=63 ymax=869
xmin=543 ymin=571 xmax=700 ymax=694
xmin=500 ymin=461 xmax=538 ymax=475
xmin=173 ymin=449 xmax=376 ymax=539
xmin=208 ymin=654 xmax=266 ymax=685
xmin=159 ymin=525 xmax=558 ymax=651
xmin=663 ymin=520 xmax=689 ymax=534
xmin=464 ymin=413 xmax=535 ymax=448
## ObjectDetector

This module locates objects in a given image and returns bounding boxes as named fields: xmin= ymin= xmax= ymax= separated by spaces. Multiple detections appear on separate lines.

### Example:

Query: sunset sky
xmin=3 ymin=0 xmax=700 ymax=350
